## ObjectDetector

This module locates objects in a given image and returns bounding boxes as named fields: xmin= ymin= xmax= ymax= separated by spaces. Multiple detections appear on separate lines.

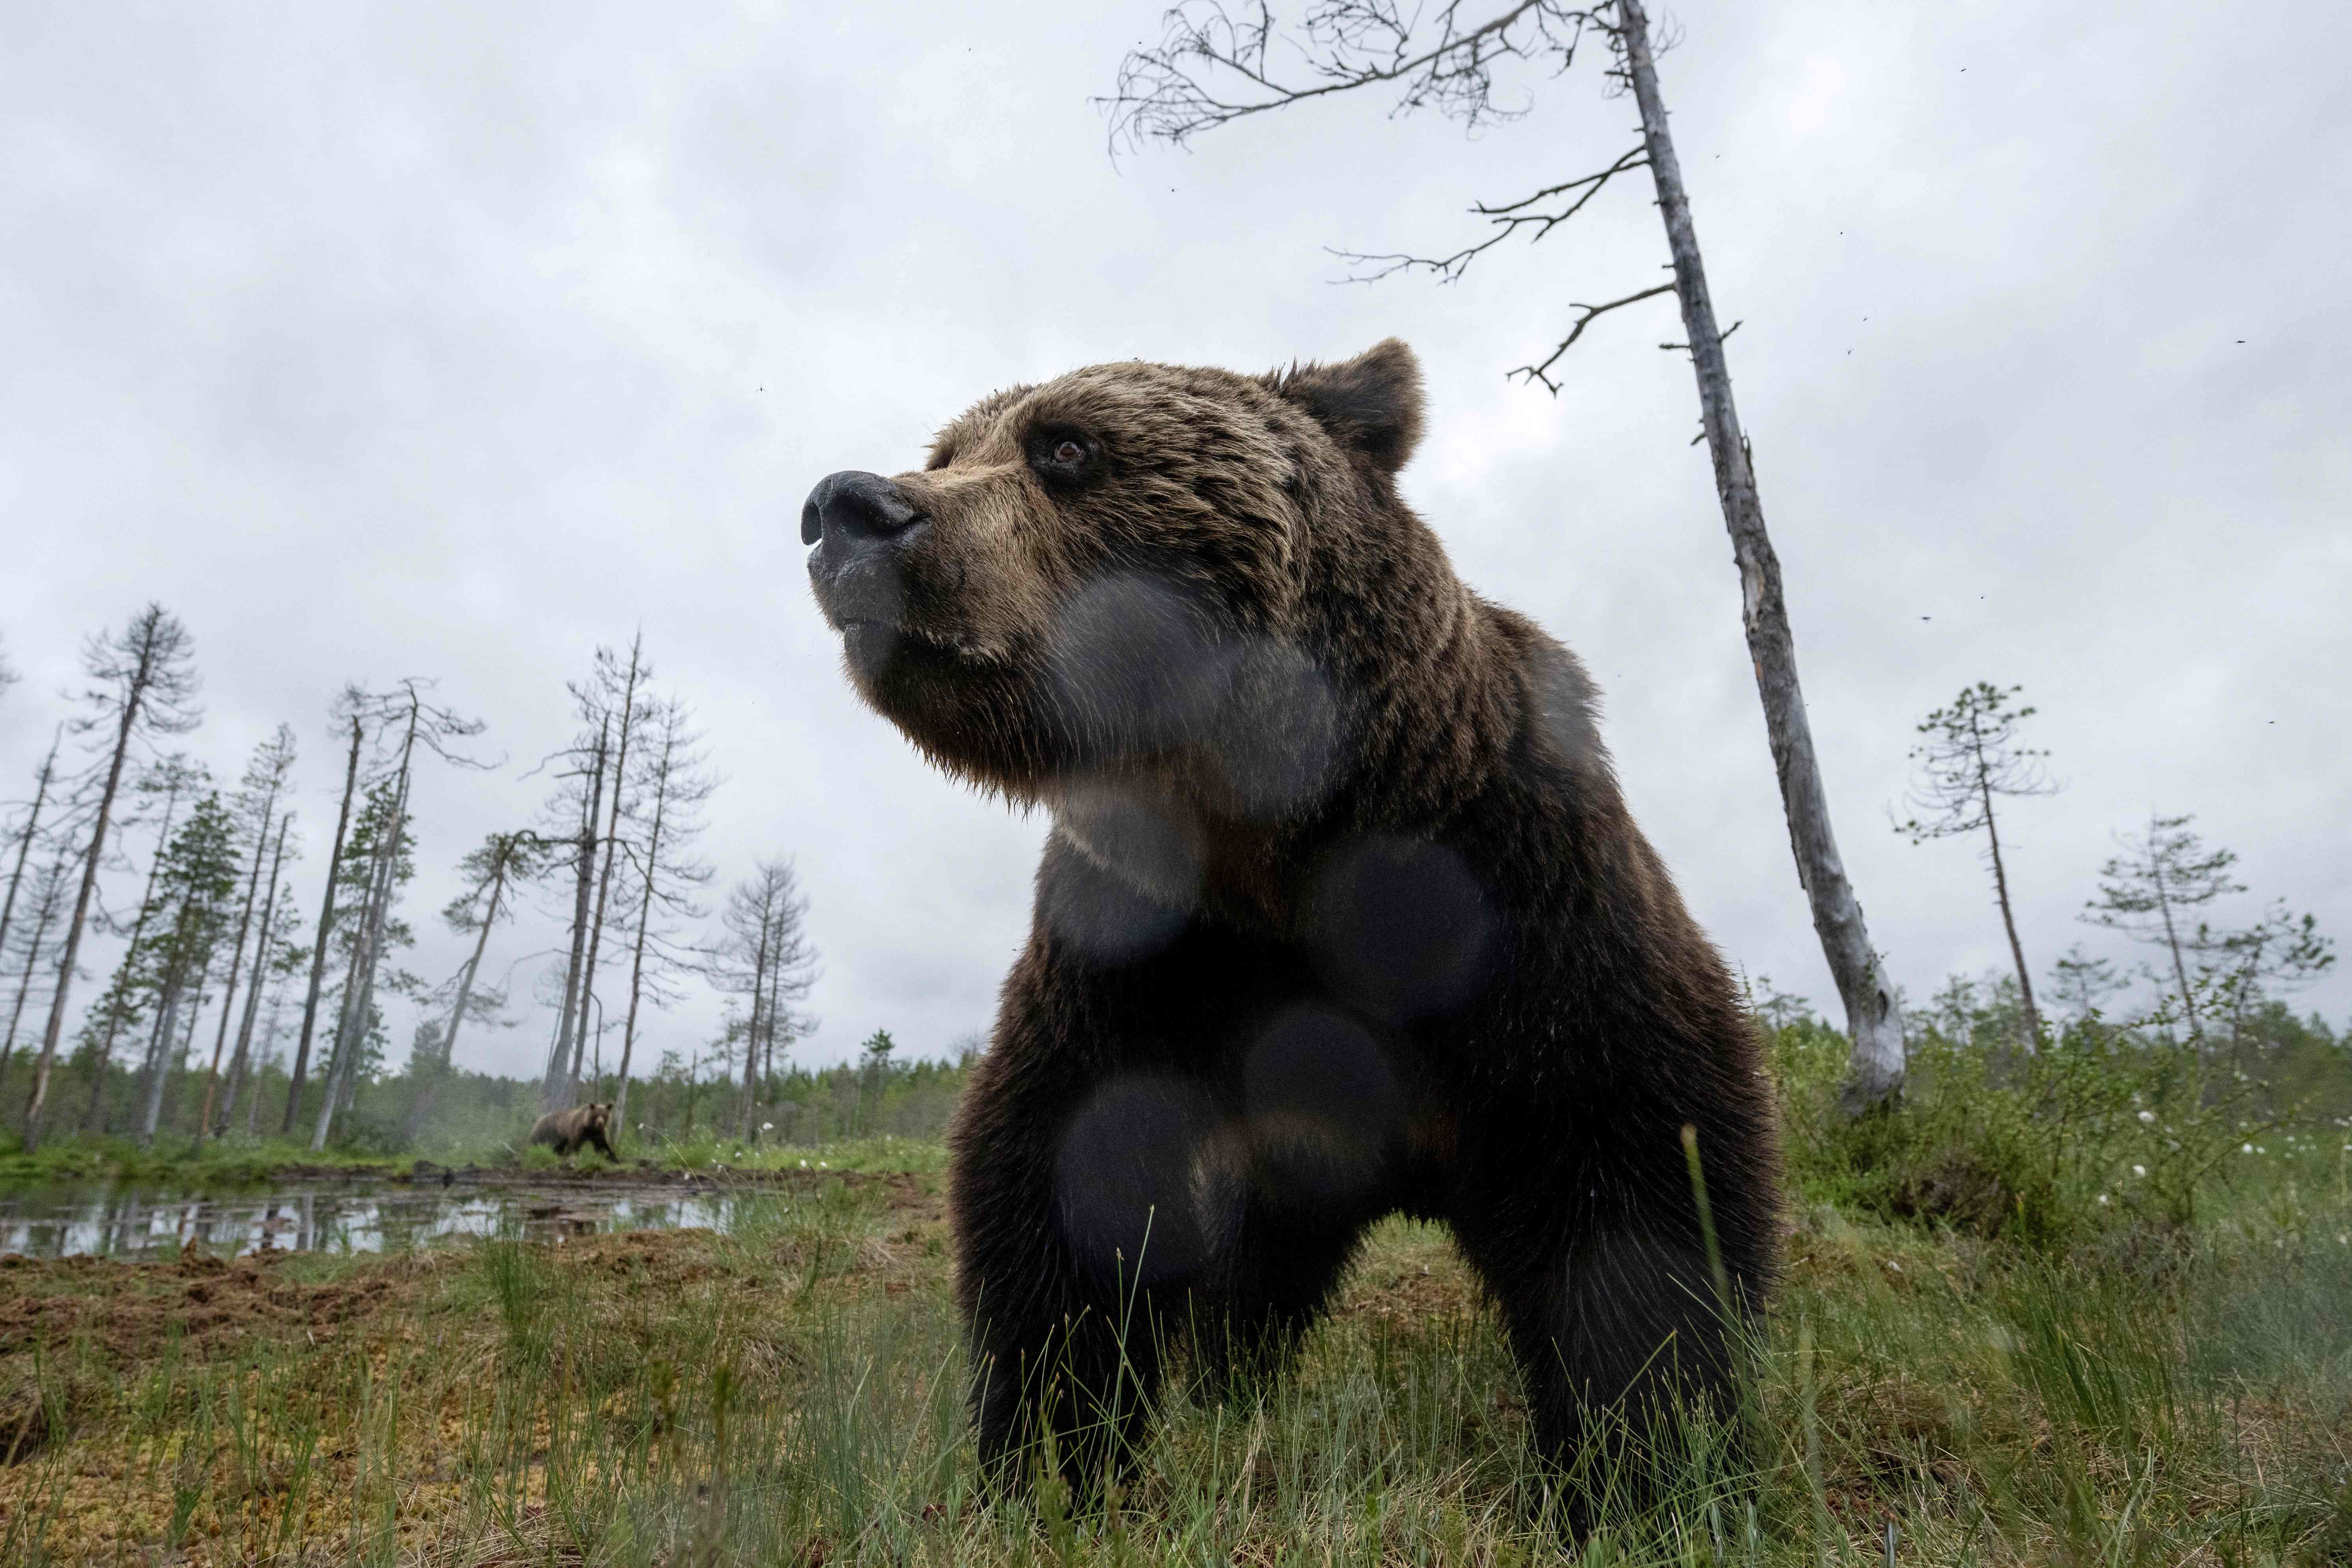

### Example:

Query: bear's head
xmin=583 ymin=1103 xmax=611 ymax=1131
xmin=805 ymin=342 xmax=1491 ymax=862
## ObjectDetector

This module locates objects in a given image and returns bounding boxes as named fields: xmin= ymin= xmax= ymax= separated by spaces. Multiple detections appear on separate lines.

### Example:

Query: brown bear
xmin=802 ymin=340 xmax=1780 ymax=1518
xmin=529 ymin=1102 xmax=616 ymax=1160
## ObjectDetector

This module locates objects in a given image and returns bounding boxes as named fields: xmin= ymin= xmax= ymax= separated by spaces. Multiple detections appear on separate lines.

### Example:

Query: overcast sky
xmin=4 ymin=0 xmax=2346 ymax=1084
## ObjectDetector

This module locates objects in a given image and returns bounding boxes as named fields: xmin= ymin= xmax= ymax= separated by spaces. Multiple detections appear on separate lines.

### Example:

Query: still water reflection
xmin=0 ymin=1180 xmax=750 ymax=1260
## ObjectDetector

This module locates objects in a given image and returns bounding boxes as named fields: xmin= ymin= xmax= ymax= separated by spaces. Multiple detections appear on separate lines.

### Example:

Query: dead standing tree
xmin=24 ymin=604 xmax=202 ymax=1147
xmin=608 ymin=697 xmax=716 ymax=1131
xmin=1109 ymin=0 xmax=1908 ymax=1106
xmin=216 ymin=814 xmax=295 ymax=1135
xmin=715 ymin=859 xmax=817 ymax=1140
xmin=541 ymin=717 xmax=609 ymax=1113
xmin=538 ymin=637 xmax=654 ymax=1115
xmin=282 ymin=697 xmax=365 ymax=1132
xmin=0 ymin=729 xmax=64 ymax=982
xmin=309 ymin=679 xmax=489 ymax=1151
xmin=192 ymin=723 xmax=299 ymax=1149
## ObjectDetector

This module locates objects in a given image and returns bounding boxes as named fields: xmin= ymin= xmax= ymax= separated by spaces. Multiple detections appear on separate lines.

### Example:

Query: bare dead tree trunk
xmin=139 ymin=956 xmax=196 ymax=1147
xmin=544 ymin=720 xmax=607 ymax=1112
xmin=739 ymin=911 xmax=774 ymax=1141
xmin=0 ymin=853 xmax=67 ymax=1083
xmin=284 ymin=716 xmax=362 ymax=1132
xmin=247 ymin=975 xmax=290 ymax=1136
xmin=1617 ymin=0 xmax=1903 ymax=1108
xmin=612 ymin=769 xmax=673 ymax=1133
xmin=29 ymin=729 xmax=136 ymax=1145
xmin=220 ymin=817 xmax=291 ymax=1134
xmin=0 ymin=729 xmax=62 ymax=974
xmin=568 ymin=641 xmax=648 ymax=1103
xmin=314 ymin=759 xmax=410 ymax=1151
xmin=193 ymin=770 xmax=287 ymax=1150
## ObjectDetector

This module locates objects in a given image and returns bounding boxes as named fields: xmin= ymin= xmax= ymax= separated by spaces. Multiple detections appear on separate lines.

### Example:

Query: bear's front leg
xmin=1457 ymin=1200 xmax=1752 ymax=1528
xmin=951 ymin=1024 xmax=1234 ymax=1504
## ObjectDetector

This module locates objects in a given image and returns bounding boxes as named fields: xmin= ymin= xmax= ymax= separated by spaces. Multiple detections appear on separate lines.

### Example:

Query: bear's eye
xmin=1027 ymin=425 xmax=1100 ymax=488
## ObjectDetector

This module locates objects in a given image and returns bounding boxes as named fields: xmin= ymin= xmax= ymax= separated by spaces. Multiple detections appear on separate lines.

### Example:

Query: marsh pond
xmin=0 ymin=1168 xmax=816 ymax=1260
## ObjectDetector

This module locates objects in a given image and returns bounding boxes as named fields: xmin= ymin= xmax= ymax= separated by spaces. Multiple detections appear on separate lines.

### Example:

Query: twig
xmin=1104 ymin=0 xmax=1602 ymax=150
xmin=1332 ymin=144 xmax=1647 ymax=283
xmin=1508 ymin=283 xmax=1676 ymax=392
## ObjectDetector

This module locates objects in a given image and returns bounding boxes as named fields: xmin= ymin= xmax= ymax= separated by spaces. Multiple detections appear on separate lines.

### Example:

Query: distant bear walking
xmin=803 ymin=340 xmax=1781 ymax=1521
xmin=529 ymin=1102 xmax=616 ymax=1160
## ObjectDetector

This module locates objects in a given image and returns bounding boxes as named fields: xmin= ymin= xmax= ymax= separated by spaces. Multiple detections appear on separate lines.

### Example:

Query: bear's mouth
xmin=834 ymin=615 xmax=985 ymax=687
xmin=836 ymin=617 xmax=900 ymax=674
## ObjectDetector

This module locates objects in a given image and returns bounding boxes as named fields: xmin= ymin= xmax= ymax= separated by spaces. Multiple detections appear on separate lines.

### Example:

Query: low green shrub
xmin=1774 ymin=1013 xmax=2294 ymax=1247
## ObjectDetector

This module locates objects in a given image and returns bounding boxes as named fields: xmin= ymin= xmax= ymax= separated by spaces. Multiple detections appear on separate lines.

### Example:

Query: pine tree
xmin=310 ymin=777 xmax=417 ymax=1148
xmin=1896 ymin=683 xmax=2058 ymax=1045
xmin=2082 ymin=814 xmax=2243 ymax=1038
xmin=129 ymin=791 xmax=240 ymax=1146
xmin=2189 ymin=901 xmax=2335 ymax=1058
xmin=71 ymin=755 xmax=205 ymax=1133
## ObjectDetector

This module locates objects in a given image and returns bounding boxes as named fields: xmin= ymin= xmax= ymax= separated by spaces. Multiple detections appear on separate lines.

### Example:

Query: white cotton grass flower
xmin=799 ymin=1159 xmax=809 ymax=1168
xmin=2097 ymin=1194 xmax=2110 ymax=1205
xmin=2137 ymin=1110 xmax=2156 ymax=1124
xmin=2243 ymin=1144 xmax=2256 ymax=1154
xmin=2132 ymin=1164 xmax=2146 ymax=1177
xmin=762 ymin=1122 xmax=774 ymax=1133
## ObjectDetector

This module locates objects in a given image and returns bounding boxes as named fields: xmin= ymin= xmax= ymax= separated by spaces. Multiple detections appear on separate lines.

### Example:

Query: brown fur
xmin=804 ymin=340 xmax=1782 ymax=1523
xmin=528 ymin=1102 xmax=615 ymax=1159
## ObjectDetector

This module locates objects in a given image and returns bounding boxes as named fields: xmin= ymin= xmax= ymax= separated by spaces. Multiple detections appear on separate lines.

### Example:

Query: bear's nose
xmin=801 ymin=470 xmax=923 ymax=547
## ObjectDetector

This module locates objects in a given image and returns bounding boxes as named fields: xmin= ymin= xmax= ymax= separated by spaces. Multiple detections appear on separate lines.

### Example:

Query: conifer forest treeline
xmin=0 ymin=606 xmax=2343 ymax=1162
xmin=0 ymin=604 xmax=879 ymax=1159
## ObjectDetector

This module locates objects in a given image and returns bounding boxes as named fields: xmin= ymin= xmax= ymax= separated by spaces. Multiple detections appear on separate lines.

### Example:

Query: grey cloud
xmin=2 ymin=0 xmax=2342 ymax=1080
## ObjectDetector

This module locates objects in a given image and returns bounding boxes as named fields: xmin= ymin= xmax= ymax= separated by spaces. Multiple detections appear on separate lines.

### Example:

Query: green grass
xmin=2 ymin=1141 xmax=2347 ymax=1565
xmin=0 ymin=1128 xmax=952 ymax=1190
xmin=0 ymin=1134 xmax=409 ymax=1189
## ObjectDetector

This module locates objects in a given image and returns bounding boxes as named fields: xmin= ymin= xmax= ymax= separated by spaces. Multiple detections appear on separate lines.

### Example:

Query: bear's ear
xmin=1262 ymin=338 xmax=1425 ymax=474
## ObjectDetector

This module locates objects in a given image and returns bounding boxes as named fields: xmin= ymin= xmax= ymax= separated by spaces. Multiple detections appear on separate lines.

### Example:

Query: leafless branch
xmin=1105 ymin=1 xmax=1605 ymax=151
xmin=1507 ymin=283 xmax=1675 ymax=392
xmin=1332 ymin=144 xmax=1647 ymax=283
xmin=1658 ymin=319 xmax=1740 ymax=353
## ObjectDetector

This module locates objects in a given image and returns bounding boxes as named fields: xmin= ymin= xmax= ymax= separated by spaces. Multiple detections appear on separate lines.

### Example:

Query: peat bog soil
xmin=1 ymin=1161 xmax=2348 ymax=1566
